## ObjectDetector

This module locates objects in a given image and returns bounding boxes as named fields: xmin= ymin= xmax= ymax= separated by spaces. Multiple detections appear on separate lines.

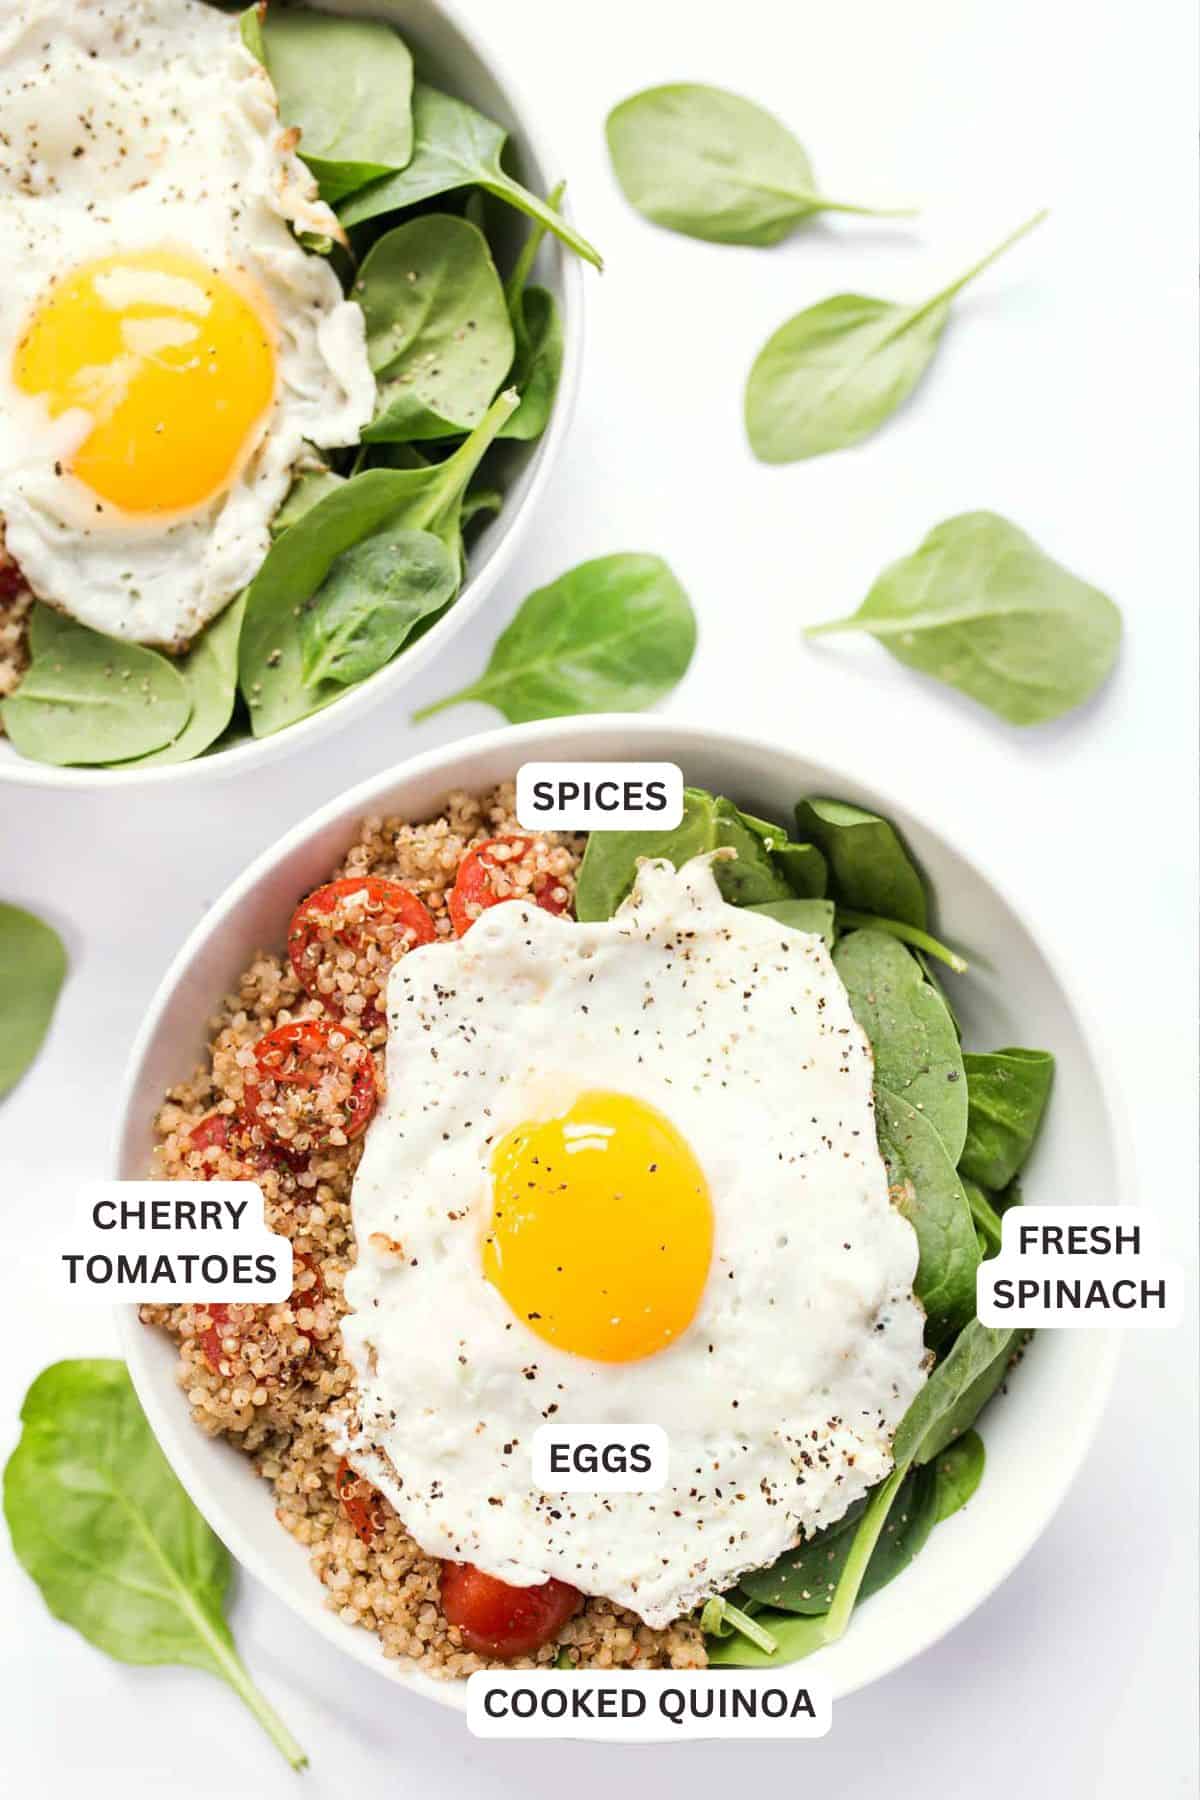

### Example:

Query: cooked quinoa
xmin=143 ymin=782 xmax=705 ymax=1676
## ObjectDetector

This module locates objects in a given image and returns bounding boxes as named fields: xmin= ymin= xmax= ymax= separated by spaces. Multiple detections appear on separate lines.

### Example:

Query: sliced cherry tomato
xmin=448 ymin=836 xmax=571 ymax=937
xmin=199 ymin=1302 xmax=233 ymax=1374
xmin=288 ymin=877 xmax=436 ymax=1021
xmin=440 ymin=1561 xmax=581 ymax=1658
xmin=335 ymin=1457 xmax=388 ymax=1546
xmin=242 ymin=1018 xmax=376 ymax=1149
xmin=185 ymin=1110 xmax=309 ymax=1180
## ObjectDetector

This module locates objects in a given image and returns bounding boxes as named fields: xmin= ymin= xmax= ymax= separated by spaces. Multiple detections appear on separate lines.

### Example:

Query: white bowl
xmin=0 ymin=0 xmax=584 ymax=791
xmin=114 ymin=716 xmax=1125 ymax=1716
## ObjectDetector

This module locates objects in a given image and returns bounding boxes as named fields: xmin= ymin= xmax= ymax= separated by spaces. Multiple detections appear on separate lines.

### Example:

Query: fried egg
xmin=0 ymin=0 xmax=374 ymax=645
xmin=339 ymin=855 xmax=928 ymax=1629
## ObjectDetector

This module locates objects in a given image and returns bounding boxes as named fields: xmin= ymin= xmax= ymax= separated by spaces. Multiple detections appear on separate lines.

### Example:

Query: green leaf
xmin=960 ymin=1048 xmax=1055 ymax=1188
xmin=932 ymin=1429 xmax=986 ymax=1522
xmin=574 ymin=787 xmax=806 ymax=921
xmin=746 ymin=897 xmax=836 ymax=948
xmin=300 ymin=527 xmax=458 ymax=687
xmin=256 ymin=6 xmax=414 ymax=206
xmin=239 ymin=387 xmax=516 ymax=736
xmin=964 ymin=1178 xmax=1005 ymax=1258
xmin=272 ymin=467 xmax=346 ymax=534
xmin=0 ymin=903 xmax=67 ymax=1098
xmin=340 ymin=83 xmax=602 ymax=269
xmin=605 ymin=84 xmax=911 ymax=246
xmin=497 ymin=183 xmax=566 ymax=442
xmin=413 ymin=551 xmax=695 ymax=726
xmin=358 ymin=215 xmax=514 ymax=442
xmin=836 ymin=908 xmax=968 ymax=975
xmin=0 ymin=620 xmax=191 ymax=766
xmin=808 ymin=512 xmax=1122 ymax=725
xmin=893 ymin=1319 xmax=1019 ymax=1468
xmin=127 ymin=597 xmax=245 ymax=767
xmin=4 ymin=1360 xmax=306 ymax=1769
xmin=833 ymin=930 xmax=968 ymax=1163
xmin=794 ymin=797 xmax=927 ymax=927
xmin=874 ymin=1085 xmax=980 ymax=1342
xmin=745 ymin=210 xmax=1046 ymax=461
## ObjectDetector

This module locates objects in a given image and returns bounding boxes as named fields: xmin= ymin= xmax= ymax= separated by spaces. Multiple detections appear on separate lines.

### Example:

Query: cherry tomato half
xmin=335 ymin=1457 xmax=388 ymax=1546
xmin=242 ymin=1018 xmax=376 ymax=1149
xmin=440 ymin=1561 xmax=581 ymax=1658
xmin=448 ymin=837 xmax=571 ymax=937
xmin=288 ymin=877 xmax=436 ymax=1016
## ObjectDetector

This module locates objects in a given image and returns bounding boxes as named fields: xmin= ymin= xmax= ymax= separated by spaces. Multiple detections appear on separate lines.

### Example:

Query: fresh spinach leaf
xmin=745 ymin=210 xmax=1046 ymax=461
xmin=4 ymin=1360 xmax=306 ymax=1768
xmin=461 ymin=485 xmax=504 ymax=527
xmin=1 ymin=620 xmax=191 ymax=766
xmin=893 ymin=1319 xmax=1020 ymax=1468
xmin=746 ymin=897 xmax=836 ymax=948
xmin=795 ymin=797 xmax=927 ymax=927
xmin=605 ymin=84 xmax=911 ymax=246
xmin=875 ymin=1085 xmax=979 ymax=1342
xmin=834 ymin=930 xmax=968 ymax=1162
xmin=340 ymin=83 xmax=602 ymax=270
xmin=357 ymin=215 xmax=514 ymax=442
xmin=574 ymin=787 xmax=808 ymax=921
xmin=932 ymin=1429 xmax=986 ymax=1522
xmin=413 ymin=551 xmax=695 ymax=727
xmin=128 ymin=596 xmax=246 ymax=767
xmin=499 ymin=184 xmax=566 ymax=442
xmin=300 ymin=527 xmax=457 ymax=687
xmin=273 ymin=467 xmax=346 ymax=534
xmin=738 ymin=1496 xmax=870 ymax=1614
xmin=837 ymin=909 xmax=968 ymax=975
xmin=0 ymin=903 xmax=67 ymax=1098
xmin=254 ymin=6 xmax=414 ymax=206
xmin=960 ymin=1048 xmax=1055 ymax=1188
xmin=808 ymin=512 xmax=1122 ymax=725
xmin=964 ymin=1178 xmax=1006 ymax=1260
xmin=699 ymin=1595 xmax=779 ymax=1654
xmin=239 ymin=387 xmax=516 ymax=735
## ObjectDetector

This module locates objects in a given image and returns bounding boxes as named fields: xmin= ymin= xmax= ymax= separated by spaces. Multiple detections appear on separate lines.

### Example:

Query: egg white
xmin=339 ymin=856 xmax=929 ymax=1629
xmin=0 ymin=0 xmax=375 ymax=645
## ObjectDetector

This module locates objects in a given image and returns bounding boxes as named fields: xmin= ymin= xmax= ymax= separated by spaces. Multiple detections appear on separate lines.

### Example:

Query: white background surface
xmin=2 ymin=0 xmax=1197 ymax=1792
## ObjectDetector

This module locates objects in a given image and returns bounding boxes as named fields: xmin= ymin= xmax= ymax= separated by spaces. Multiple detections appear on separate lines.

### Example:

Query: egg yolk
xmin=484 ymin=1091 xmax=714 ymax=1363
xmin=13 ymin=248 xmax=277 ymax=516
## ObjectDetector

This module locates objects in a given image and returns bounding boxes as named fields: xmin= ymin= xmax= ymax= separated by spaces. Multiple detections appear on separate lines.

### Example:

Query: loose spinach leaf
xmin=738 ymin=1495 xmax=871 ymax=1614
xmin=0 ymin=620 xmax=191 ymax=766
xmin=838 ymin=909 xmax=968 ymax=975
xmin=358 ymin=215 xmax=514 ymax=442
xmin=746 ymin=897 xmax=836 ymax=948
xmin=960 ymin=1047 xmax=1055 ymax=1188
xmin=745 ymin=210 xmax=1046 ymax=461
xmin=4 ymin=1360 xmax=306 ymax=1768
xmin=272 ymin=466 xmax=345 ymax=535
xmin=834 ymin=930 xmax=967 ymax=1163
xmin=574 ymin=787 xmax=808 ymax=921
xmin=499 ymin=184 xmax=566 ymax=442
xmin=893 ymin=1319 xmax=1020 ymax=1468
xmin=0 ymin=903 xmax=67 ymax=1098
xmin=253 ymin=6 xmax=414 ymax=206
xmin=932 ymin=1429 xmax=986 ymax=1522
xmin=127 ymin=596 xmax=245 ymax=767
xmin=413 ymin=551 xmax=695 ymax=726
xmin=875 ymin=1085 xmax=979 ymax=1342
xmin=808 ymin=512 xmax=1122 ymax=725
xmin=605 ymin=84 xmax=910 ymax=246
xmin=340 ymin=83 xmax=602 ymax=270
xmin=239 ymin=387 xmax=516 ymax=735
xmin=300 ymin=527 xmax=457 ymax=687
xmin=794 ymin=797 xmax=927 ymax=928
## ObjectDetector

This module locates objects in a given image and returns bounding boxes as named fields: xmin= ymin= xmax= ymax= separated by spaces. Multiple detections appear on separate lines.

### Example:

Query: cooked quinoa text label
xmin=467 ymin=1669 xmax=832 ymax=1739
xmin=50 ymin=1180 xmax=294 ymax=1304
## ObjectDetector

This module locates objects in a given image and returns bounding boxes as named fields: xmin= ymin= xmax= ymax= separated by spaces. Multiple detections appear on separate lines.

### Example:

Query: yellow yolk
xmin=13 ymin=248 xmax=277 ymax=516
xmin=484 ymin=1091 xmax=714 ymax=1363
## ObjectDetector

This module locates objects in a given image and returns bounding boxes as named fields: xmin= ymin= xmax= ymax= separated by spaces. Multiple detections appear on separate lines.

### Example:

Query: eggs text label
xmin=977 ymin=1205 xmax=1183 ymax=1328
xmin=48 ymin=1181 xmax=294 ymax=1304
xmin=531 ymin=1423 xmax=669 ymax=1492
xmin=467 ymin=1670 xmax=832 ymax=1739
xmin=516 ymin=761 xmax=684 ymax=830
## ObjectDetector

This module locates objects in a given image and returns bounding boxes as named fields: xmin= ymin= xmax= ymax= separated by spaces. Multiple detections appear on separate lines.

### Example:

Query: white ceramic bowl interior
xmin=115 ymin=718 xmax=1123 ymax=1716
xmin=0 ymin=0 xmax=584 ymax=791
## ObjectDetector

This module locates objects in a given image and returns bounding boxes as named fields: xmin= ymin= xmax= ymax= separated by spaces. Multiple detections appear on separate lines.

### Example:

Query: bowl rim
xmin=112 ymin=714 xmax=1127 ymax=1719
xmin=0 ymin=0 xmax=585 ymax=793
